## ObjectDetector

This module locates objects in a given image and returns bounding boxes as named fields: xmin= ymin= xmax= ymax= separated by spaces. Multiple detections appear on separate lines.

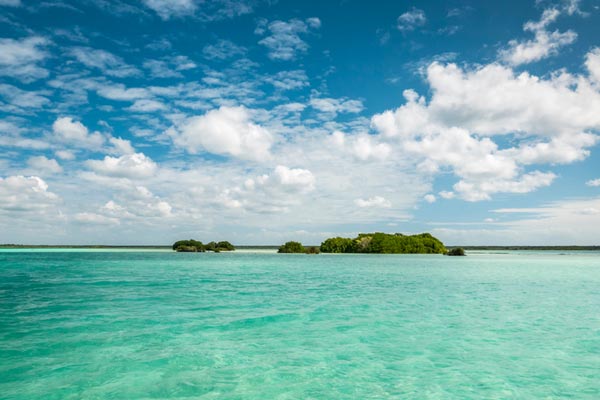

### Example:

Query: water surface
xmin=1 ymin=250 xmax=599 ymax=399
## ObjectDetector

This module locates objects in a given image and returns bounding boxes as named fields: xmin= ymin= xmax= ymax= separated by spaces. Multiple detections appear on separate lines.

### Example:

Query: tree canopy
xmin=319 ymin=232 xmax=447 ymax=254
xmin=172 ymin=239 xmax=235 ymax=252
xmin=278 ymin=241 xmax=307 ymax=253
xmin=446 ymin=247 xmax=466 ymax=256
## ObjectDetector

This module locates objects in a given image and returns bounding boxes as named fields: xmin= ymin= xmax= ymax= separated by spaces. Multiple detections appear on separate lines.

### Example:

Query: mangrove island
xmin=278 ymin=232 xmax=448 ymax=254
xmin=172 ymin=240 xmax=235 ymax=252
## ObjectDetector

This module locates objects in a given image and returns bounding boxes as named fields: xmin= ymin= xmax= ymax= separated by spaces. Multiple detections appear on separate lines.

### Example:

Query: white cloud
xmin=0 ymin=175 xmax=59 ymax=213
xmin=397 ymin=8 xmax=426 ymax=32
xmin=96 ymin=84 xmax=150 ymax=101
xmin=586 ymin=178 xmax=600 ymax=187
xmin=216 ymin=166 xmax=316 ymax=213
xmin=499 ymin=8 xmax=576 ymax=66
xmin=453 ymin=171 xmax=556 ymax=201
xmin=370 ymin=58 xmax=600 ymax=201
xmin=354 ymin=196 xmax=392 ymax=208
xmin=74 ymin=212 xmax=120 ymax=225
xmin=55 ymin=150 xmax=75 ymax=160
xmin=203 ymin=39 xmax=246 ymax=60
xmin=168 ymin=106 xmax=273 ymax=161
xmin=143 ymin=56 xmax=197 ymax=78
xmin=331 ymin=132 xmax=390 ymax=161
xmin=142 ymin=0 xmax=196 ymax=19
xmin=257 ymin=18 xmax=320 ymax=61
xmin=424 ymin=194 xmax=436 ymax=203
xmin=310 ymin=97 xmax=364 ymax=117
xmin=270 ymin=165 xmax=315 ymax=193
xmin=26 ymin=156 xmax=63 ymax=174
xmin=127 ymin=99 xmax=168 ymax=112
xmin=108 ymin=137 xmax=135 ymax=155
xmin=351 ymin=135 xmax=391 ymax=161
xmin=69 ymin=47 xmax=140 ymax=77
xmin=99 ymin=186 xmax=173 ymax=219
xmin=439 ymin=191 xmax=455 ymax=199
xmin=86 ymin=153 xmax=158 ymax=179
xmin=0 ymin=121 xmax=50 ymax=150
xmin=586 ymin=48 xmax=600 ymax=84
xmin=432 ymin=196 xmax=600 ymax=245
xmin=0 ymin=0 xmax=21 ymax=6
xmin=0 ymin=83 xmax=50 ymax=111
xmin=265 ymin=70 xmax=309 ymax=91
xmin=0 ymin=36 xmax=49 ymax=82
xmin=52 ymin=117 xmax=105 ymax=149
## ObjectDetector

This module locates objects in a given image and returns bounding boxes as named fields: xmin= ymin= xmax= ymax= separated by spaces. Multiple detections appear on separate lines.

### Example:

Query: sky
xmin=1 ymin=0 xmax=600 ymax=245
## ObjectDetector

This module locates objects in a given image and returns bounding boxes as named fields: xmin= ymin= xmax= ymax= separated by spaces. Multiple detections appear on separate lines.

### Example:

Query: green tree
xmin=217 ymin=241 xmax=235 ymax=251
xmin=172 ymin=239 xmax=205 ymax=252
xmin=320 ymin=237 xmax=355 ymax=253
xmin=278 ymin=241 xmax=306 ymax=253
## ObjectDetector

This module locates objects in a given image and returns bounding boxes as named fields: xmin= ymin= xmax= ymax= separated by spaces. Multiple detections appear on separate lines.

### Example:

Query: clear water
xmin=1 ymin=250 xmax=599 ymax=399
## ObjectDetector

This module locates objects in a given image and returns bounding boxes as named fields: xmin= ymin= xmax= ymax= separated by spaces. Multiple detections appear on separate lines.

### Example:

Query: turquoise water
xmin=1 ymin=250 xmax=599 ymax=399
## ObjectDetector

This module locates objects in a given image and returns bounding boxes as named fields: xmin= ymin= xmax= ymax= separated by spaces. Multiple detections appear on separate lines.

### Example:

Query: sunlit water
xmin=1 ymin=250 xmax=599 ymax=399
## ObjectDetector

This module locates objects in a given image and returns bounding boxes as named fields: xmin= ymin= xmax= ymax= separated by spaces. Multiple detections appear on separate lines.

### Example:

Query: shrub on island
xmin=446 ymin=247 xmax=466 ymax=256
xmin=319 ymin=232 xmax=447 ymax=254
xmin=172 ymin=239 xmax=235 ymax=252
xmin=278 ymin=241 xmax=306 ymax=253
xmin=277 ymin=241 xmax=321 ymax=254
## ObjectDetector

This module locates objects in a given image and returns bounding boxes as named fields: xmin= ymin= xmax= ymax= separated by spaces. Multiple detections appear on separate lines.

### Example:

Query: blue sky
xmin=1 ymin=0 xmax=600 ymax=245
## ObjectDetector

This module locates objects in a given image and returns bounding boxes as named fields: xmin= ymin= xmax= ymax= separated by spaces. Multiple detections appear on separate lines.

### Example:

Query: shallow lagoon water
xmin=1 ymin=250 xmax=599 ymax=399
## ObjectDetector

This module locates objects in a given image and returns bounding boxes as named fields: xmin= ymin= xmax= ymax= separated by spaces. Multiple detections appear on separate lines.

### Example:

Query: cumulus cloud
xmin=217 ymin=165 xmax=315 ymax=213
xmin=0 ymin=175 xmax=59 ymax=213
xmin=499 ymin=8 xmax=576 ymax=66
xmin=586 ymin=178 xmax=600 ymax=187
xmin=397 ymin=8 xmax=426 ymax=32
xmin=108 ymin=137 xmax=135 ymax=155
xmin=26 ymin=156 xmax=63 ymax=174
xmin=69 ymin=47 xmax=140 ymax=77
xmin=256 ymin=18 xmax=321 ymax=61
xmin=0 ymin=36 xmax=49 ymax=82
xmin=330 ymin=131 xmax=390 ymax=161
xmin=424 ymin=194 xmax=436 ymax=203
xmin=168 ymin=106 xmax=273 ymax=161
xmin=371 ymin=57 xmax=600 ymax=201
xmin=586 ymin=48 xmax=600 ymax=84
xmin=439 ymin=191 xmax=455 ymax=199
xmin=52 ymin=117 xmax=105 ymax=149
xmin=101 ymin=186 xmax=172 ymax=219
xmin=354 ymin=196 xmax=392 ymax=208
xmin=86 ymin=153 xmax=158 ymax=179
xmin=55 ymin=150 xmax=76 ymax=160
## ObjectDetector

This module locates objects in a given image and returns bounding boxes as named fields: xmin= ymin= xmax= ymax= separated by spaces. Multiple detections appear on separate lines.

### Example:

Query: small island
xmin=278 ymin=241 xmax=320 ymax=254
xmin=277 ymin=232 xmax=448 ymax=254
xmin=172 ymin=239 xmax=235 ymax=252
xmin=445 ymin=247 xmax=466 ymax=256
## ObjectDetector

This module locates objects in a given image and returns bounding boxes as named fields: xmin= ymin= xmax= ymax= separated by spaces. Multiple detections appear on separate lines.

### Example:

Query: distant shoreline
xmin=1 ymin=245 xmax=599 ymax=251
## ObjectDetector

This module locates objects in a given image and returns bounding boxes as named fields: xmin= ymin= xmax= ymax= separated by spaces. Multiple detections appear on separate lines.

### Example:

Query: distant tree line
xmin=172 ymin=240 xmax=235 ymax=252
